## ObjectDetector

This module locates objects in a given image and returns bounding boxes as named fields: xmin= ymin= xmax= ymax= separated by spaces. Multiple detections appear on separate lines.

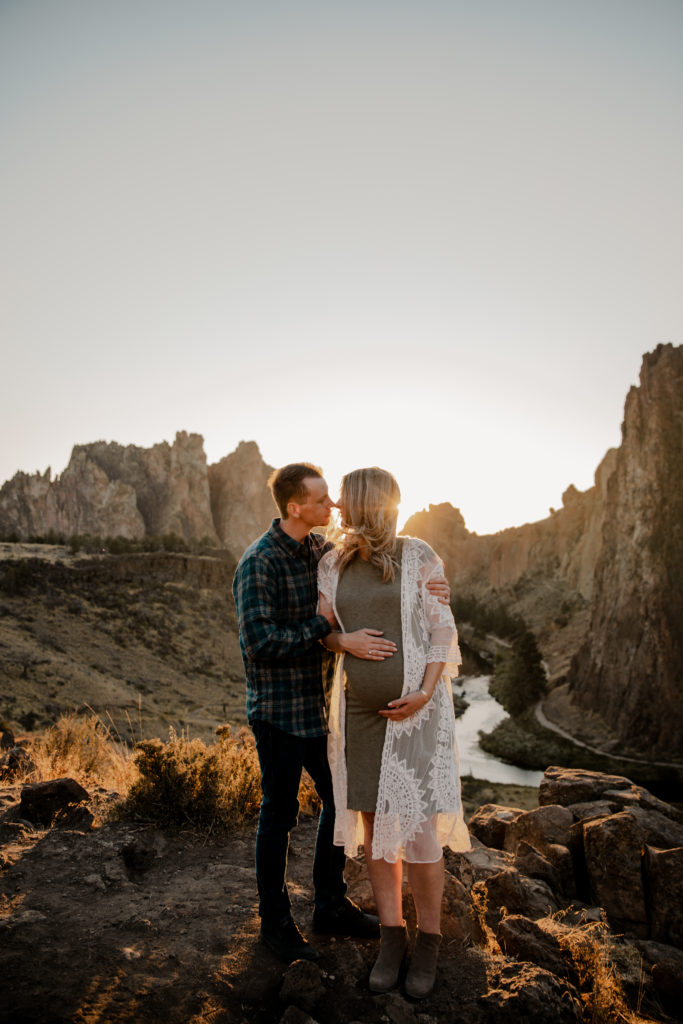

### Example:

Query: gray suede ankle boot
xmin=368 ymin=923 xmax=408 ymax=993
xmin=404 ymin=929 xmax=442 ymax=998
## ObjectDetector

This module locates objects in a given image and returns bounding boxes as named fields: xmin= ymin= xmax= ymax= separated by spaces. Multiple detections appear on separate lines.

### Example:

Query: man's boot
xmin=368 ymin=922 xmax=408 ymax=993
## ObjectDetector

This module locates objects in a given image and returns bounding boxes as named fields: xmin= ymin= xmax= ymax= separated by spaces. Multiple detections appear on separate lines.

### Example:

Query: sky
xmin=2 ymin=0 xmax=682 ymax=535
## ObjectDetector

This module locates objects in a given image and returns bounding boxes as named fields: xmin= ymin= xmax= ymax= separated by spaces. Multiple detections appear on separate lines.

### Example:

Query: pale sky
xmin=2 ymin=0 xmax=682 ymax=535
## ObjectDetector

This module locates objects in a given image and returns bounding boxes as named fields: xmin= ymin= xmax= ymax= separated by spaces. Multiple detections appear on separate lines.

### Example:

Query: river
xmin=453 ymin=674 xmax=544 ymax=787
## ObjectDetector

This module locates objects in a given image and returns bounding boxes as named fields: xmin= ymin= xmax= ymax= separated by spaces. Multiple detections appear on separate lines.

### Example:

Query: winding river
xmin=453 ymin=675 xmax=544 ymax=787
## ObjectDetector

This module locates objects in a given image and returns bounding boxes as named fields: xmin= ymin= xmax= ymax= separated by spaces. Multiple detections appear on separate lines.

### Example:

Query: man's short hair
xmin=268 ymin=463 xmax=323 ymax=519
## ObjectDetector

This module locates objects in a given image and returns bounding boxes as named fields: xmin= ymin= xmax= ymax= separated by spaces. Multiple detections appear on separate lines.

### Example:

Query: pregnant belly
xmin=344 ymin=655 xmax=404 ymax=712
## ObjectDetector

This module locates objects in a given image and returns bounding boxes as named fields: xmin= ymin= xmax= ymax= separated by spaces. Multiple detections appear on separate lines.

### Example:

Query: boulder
xmin=565 ymin=799 xmax=619 ymax=822
xmin=445 ymin=840 xmax=514 ymax=889
xmin=279 ymin=960 xmax=325 ymax=1013
xmin=513 ymin=841 xmax=563 ymax=897
xmin=467 ymin=804 xmax=526 ymax=850
xmin=637 ymin=939 xmax=683 ymax=1005
xmin=279 ymin=1006 xmax=319 ymax=1024
xmin=474 ymin=868 xmax=558 ymax=931
xmin=496 ymin=914 xmax=573 ymax=981
xmin=503 ymin=804 xmax=575 ymax=856
xmin=539 ymin=766 xmax=634 ymax=807
xmin=19 ymin=777 xmax=90 ymax=826
xmin=442 ymin=872 xmax=484 ymax=944
xmin=643 ymin=845 xmax=683 ymax=949
xmin=582 ymin=808 xmax=683 ymax=934
xmin=479 ymin=961 xmax=582 ymax=1023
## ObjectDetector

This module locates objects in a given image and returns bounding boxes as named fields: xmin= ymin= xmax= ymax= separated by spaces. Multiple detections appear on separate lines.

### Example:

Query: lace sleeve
xmin=420 ymin=549 xmax=462 ymax=677
xmin=317 ymin=549 xmax=338 ymax=605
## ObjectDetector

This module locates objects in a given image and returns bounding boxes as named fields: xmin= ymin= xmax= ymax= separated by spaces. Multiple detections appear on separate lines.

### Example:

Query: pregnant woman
xmin=318 ymin=467 xmax=470 ymax=998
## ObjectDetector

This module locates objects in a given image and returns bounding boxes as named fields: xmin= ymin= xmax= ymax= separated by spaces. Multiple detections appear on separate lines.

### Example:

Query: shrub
xmin=120 ymin=725 xmax=321 ymax=831
xmin=122 ymin=725 xmax=263 ymax=830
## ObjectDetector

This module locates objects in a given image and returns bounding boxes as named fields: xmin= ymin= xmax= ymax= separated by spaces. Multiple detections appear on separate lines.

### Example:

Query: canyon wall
xmin=403 ymin=448 xmax=617 ymax=682
xmin=0 ymin=433 xmax=276 ymax=560
xmin=406 ymin=343 xmax=682 ymax=761
xmin=569 ymin=344 xmax=683 ymax=760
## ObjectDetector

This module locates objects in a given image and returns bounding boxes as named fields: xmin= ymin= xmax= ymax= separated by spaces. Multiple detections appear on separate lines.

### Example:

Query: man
xmin=232 ymin=463 xmax=447 ymax=964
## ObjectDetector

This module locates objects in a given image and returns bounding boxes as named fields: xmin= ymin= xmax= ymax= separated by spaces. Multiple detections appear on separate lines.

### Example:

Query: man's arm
xmin=317 ymin=590 xmax=396 ymax=661
xmin=233 ymin=555 xmax=332 ymax=661
xmin=426 ymin=576 xmax=450 ymax=605
xmin=325 ymin=628 xmax=397 ymax=661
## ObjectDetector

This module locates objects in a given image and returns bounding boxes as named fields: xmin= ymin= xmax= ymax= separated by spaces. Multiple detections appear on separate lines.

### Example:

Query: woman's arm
xmin=378 ymin=661 xmax=445 ymax=722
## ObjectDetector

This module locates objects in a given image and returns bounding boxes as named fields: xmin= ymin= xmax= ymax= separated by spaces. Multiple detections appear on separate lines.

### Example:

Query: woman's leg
xmin=361 ymin=812 xmax=403 ymax=925
xmin=405 ymin=857 xmax=444 ymax=934
xmin=362 ymin=812 xmax=408 ymax=992
xmin=404 ymin=856 xmax=445 ymax=998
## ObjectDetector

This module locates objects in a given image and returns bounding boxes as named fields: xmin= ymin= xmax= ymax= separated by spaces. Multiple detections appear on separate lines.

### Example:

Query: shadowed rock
xmin=643 ymin=845 xmax=683 ymax=949
xmin=480 ymin=961 xmax=582 ymax=1023
xmin=20 ymin=777 xmax=90 ymax=826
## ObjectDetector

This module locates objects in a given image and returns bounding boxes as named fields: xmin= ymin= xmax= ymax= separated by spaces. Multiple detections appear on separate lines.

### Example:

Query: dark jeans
xmin=251 ymin=719 xmax=347 ymax=924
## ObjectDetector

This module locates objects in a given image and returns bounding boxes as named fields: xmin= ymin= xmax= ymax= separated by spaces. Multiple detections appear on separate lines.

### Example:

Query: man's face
xmin=290 ymin=477 xmax=336 ymax=528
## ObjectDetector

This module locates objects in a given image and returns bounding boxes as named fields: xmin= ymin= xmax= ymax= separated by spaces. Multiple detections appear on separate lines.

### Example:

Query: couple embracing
xmin=232 ymin=463 xmax=470 ymax=999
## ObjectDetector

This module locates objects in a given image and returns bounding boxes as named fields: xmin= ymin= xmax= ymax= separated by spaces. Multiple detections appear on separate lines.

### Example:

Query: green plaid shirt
xmin=232 ymin=519 xmax=334 ymax=738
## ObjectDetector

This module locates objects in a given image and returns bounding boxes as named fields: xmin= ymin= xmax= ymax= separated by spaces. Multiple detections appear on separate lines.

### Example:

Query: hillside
xmin=0 ymin=544 xmax=246 ymax=743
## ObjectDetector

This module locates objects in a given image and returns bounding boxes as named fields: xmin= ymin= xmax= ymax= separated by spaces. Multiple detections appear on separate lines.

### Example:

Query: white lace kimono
xmin=318 ymin=537 xmax=471 ymax=864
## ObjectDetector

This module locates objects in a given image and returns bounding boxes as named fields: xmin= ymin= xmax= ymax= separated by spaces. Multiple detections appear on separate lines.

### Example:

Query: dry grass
xmin=26 ymin=711 xmax=136 ymax=793
xmin=547 ymin=917 xmax=657 ymax=1024
xmin=6 ymin=713 xmax=322 ymax=835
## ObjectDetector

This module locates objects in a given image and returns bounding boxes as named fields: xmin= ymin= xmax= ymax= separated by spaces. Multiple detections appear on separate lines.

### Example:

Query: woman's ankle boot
xmin=368 ymin=923 xmax=408 ymax=993
xmin=404 ymin=929 xmax=441 ymax=999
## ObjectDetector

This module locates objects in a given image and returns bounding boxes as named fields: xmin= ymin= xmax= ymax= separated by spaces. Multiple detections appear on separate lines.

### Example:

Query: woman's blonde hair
xmin=335 ymin=467 xmax=401 ymax=582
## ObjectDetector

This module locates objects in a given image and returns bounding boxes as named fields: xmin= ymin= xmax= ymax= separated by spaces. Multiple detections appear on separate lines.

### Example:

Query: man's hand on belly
xmin=337 ymin=628 xmax=397 ymax=661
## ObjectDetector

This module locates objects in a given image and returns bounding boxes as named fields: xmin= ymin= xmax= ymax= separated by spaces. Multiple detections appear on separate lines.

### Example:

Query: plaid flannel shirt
xmin=232 ymin=519 xmax=335 ymax=738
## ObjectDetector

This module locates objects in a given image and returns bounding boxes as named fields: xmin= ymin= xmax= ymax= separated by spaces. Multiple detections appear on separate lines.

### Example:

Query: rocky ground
xmin=1 ymin=766 xmax=682 ymax=1024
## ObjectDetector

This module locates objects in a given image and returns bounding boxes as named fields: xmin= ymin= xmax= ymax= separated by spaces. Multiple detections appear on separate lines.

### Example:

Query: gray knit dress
xmin=335 ymin=544 xmax=405 ymax=812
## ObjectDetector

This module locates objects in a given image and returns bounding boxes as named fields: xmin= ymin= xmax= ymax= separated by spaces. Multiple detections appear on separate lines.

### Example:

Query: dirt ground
xmin=0 ymin=781 xmax=530 ymax=1024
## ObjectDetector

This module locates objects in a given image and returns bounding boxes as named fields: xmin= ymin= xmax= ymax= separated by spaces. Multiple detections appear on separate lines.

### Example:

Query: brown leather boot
xmin=368 ymin=922 xmax=408 ymax=993
xmin=404 ymin=929 xmax=441 ymax=998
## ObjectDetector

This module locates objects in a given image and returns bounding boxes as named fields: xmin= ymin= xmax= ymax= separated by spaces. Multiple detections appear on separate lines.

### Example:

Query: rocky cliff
xmin=406 ymin=344 xmax=683 ymax=762
xmin=403 ymin=448 xmax=617 ymax=682
xmin=569 ymin=343 xmax=683 ymax=760
xmin=208 ymin=441 xmax=275 ymax=555
xmin=0 ymin=434 xmax=276 ymax=560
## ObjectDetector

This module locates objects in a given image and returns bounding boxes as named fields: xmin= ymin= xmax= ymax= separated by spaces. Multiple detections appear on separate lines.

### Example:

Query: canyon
xmin=1 ymin=344 xmax=681 ymax=762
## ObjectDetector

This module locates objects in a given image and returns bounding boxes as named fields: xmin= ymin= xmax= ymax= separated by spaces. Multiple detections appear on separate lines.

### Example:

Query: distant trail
xmin=534 ymin=702 xmax=683 ymax=770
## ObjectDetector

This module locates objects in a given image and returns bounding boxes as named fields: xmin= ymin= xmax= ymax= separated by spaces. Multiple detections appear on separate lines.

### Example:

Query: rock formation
xmin=403 ymin=449 xmax=617 ymax=682
xmin=0 ymin=434 xmax=277 ymax=560
xmin=208 ymin=441 xmax=275 ymax=556
xmin=569 ymin=343 xmax=683 ymax=761
xmin=405 ymin=345 xmax=683 ymax=761
xmin=0 ymin=432 xmax=218 ymax=545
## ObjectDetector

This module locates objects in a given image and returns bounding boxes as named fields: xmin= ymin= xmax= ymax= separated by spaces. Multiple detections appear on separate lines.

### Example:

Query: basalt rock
xmin=569 ymin=343 xmax=683 ymax=760
xmin=20 ymin=777 xmax=90 ymax=826
xmin=406 ymin=345 xmax=683 ymax=762
xmin=208 ymin=440 xmax=275 ymax=558
xmin=0 ymin=432 xmax=218 ymax=544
